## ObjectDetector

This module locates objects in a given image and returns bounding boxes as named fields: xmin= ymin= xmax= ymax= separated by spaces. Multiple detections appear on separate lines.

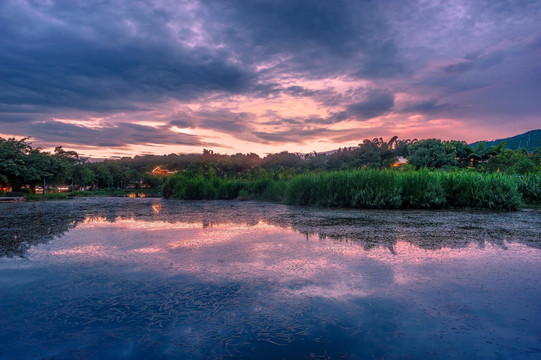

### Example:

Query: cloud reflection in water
xmin=1 ymin=198 xmax=540 ymax=359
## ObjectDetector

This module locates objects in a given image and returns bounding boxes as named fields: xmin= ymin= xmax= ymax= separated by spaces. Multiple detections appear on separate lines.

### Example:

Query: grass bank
xmin=163 ymin=169 xmax=541 ymax=210
xmin=23 ymin=188 xmax=161 ymax=201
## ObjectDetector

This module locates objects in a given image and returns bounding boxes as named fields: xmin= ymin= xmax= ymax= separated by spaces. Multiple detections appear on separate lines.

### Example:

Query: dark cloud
xmin=401 ymin=99 xmax=449 ymax=113
xmin=169 ymin=120 xmax=193 ymax=128
xmin=7 ymin=119 xmax=203 ymax=148
xmin=345 ymin=90 xmax=395 ymax=120
xmin=443 ymin=62 xmax=472 ymax=74
xmin=0 ymin=0 xmax=253 ymax=113
xmin=284 ymin=86 xmax=317 ymax=97
xmin=253 ymin=128 xmax=330 ymax=144
xmin=305 ymin=89 xmax=395 ymax=125
xmin=203 ymin=0 xmax=405 ymax=79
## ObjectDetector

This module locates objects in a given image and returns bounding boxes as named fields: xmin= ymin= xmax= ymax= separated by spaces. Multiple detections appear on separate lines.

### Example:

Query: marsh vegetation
xmin=162 ymin=169 xmax=541 ymax=210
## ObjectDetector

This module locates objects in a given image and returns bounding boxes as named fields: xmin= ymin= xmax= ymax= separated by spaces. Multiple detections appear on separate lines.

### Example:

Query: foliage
xmin=0 ymin=138 xmax=82 ymax=191
xmin=1 ymin=136 xmax=540 ymax=210
xmin=441 ymin=171 xmax=521 ymax=210
xmin=407 ymin=139 xmax=462 ymax=169
xmin=162 ymin=173 xmax=285 ymax=202
xmin=482 ymin=148 xmax=537 ymax=174
xmin=25 ymin=193 xmax=69 ymax=201
xmin=400 ymin=170 xmax=446 ymax=208
xmin=0 ymin=137 xmax=40 ymax=186
xmin=163 ymin=168 xmax=532 ymax=210
xmin=517 ymin=173 xmax=541 ymax=205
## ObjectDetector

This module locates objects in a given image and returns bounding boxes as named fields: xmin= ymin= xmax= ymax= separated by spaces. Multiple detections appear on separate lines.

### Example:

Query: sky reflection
xmin=1 ymin=199 xmax=540 ymax=359
xmin=2 ymin=198 xmax=540 ymax=258
xmin=22 ymin=212 xmax=541 ymax=303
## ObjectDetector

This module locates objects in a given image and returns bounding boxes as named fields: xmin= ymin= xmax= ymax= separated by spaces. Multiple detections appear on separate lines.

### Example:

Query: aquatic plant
xmin=441 ymin=171 xmax=521 ymax=210
xmin=164 ymin=168 xmax=532 ymax=210
xmin=517 ymin=173 xmax=541 ymax=205
xmin=400 ymin=169 xmax=446 ymax=209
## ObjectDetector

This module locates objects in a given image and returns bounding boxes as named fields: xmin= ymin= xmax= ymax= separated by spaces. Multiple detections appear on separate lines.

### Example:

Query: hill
xmin=470 ymin=129 xmax=541 ymax=153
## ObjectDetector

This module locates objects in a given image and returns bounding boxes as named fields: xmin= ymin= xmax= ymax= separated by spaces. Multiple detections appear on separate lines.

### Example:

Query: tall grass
xmin=163 ymin=175 xmax=285 ymax=202
xmin=285 ymin=171 xmax=401 ymax=208
xmin=400 ymin=170 xmax=446 ymax=209
xmin=516 ymin=173 xmax=541 ymax=206
xmin=163 ymin=169 xmax=538 ymax=210
xmin=441 ymin=172 xmax=521 ymax=210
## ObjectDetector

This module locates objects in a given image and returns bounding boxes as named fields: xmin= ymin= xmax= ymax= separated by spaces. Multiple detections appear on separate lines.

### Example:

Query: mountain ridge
xmin=470 ymin=129 xmax=541 ymax=153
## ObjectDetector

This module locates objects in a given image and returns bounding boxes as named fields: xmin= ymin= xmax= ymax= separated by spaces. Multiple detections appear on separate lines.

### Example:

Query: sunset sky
xmin=1 ymin=0 xmax=540 ymax=158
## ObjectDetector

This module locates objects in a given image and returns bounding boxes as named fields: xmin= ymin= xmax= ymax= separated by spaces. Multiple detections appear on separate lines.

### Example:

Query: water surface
xmin=1 ymin=198 xmax=540 ymax=359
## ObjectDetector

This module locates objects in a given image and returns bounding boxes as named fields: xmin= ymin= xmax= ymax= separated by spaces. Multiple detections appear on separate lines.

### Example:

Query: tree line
xmin=1 ymin=136 xmax=540 ymax=194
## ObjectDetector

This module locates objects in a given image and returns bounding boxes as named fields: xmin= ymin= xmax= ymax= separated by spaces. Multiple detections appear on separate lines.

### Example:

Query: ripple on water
xmin=1 ymin=198 xmax=540 ymax=359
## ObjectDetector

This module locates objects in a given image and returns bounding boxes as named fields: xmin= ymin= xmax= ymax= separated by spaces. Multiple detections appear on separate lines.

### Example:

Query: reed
xmin=517 ymin=173 xmax=541 ymax=205
xmin=163 ymin=175 xmax=285 ymax=202
xmin=441 ymin=171 xmax=521 ymax=210
xmin=400 ymin=169 xmax=446 ymax=209
xmin=164 ymin=169 xmax=534 ymax=210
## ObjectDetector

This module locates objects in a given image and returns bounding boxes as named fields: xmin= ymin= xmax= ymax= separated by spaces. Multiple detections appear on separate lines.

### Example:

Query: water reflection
xmin=1 ymin=198 xmax=540 ymax=359
xmin=1 ymin=198 xmax=540 ymax=257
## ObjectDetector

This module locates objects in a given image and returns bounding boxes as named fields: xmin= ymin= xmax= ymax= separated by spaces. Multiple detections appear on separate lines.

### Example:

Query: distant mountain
xmin=470 ymin=129 xmax=541 ymax=153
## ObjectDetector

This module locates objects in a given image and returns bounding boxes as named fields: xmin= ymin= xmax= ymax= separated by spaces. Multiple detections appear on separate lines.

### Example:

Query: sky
xmin=1 ymin=0 xmax=540 ymax=158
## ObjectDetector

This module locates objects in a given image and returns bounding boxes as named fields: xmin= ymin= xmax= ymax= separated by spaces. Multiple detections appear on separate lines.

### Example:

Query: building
xmin=150 ymin=166 xmax=176 ymax=176
xmin=392 ymin=156 xmax=408 ymax=167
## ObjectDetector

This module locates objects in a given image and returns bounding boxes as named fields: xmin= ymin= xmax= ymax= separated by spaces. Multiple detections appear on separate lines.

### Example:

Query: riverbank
xmin=21 ymin=188 xmax=161 ymax=201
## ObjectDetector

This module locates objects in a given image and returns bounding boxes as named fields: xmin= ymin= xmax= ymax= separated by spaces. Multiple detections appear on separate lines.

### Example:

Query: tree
xmin=445 ymin=140 xmax=472 ymax=167
xmin=73 ymin=164 xmax=95 ymax=190
xmin=0 ymin=137 xmax=33 ymax=187
xmin=532 ymin=147 xmax=541 ymax=168
xmin=407 ymin=139 xmax=456 ymax=169
xmin=91 ymin=163 xmax=114 ymax=188
xmin=261 ymin=152 xmax=304 ymax=169
xmin=484 ymin=148 xmax=536 ymax=174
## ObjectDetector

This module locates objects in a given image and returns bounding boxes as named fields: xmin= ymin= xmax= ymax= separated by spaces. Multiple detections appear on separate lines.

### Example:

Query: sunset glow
xmin=1 ymin=1 xmax=540 ymax=158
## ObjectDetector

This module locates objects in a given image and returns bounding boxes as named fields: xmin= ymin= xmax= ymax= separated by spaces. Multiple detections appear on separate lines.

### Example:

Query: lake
xmin=1 ymin=198 xmax=540 ymax=359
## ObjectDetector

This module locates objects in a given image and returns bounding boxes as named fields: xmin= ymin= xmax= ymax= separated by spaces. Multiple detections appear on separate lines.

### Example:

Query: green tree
xmin=0 ymin=137 xmax=34 ymax=188
xmin=92 ymin=164 xmax=114 ymax=188
xmin=25 ymin=149 xmax=53 ymax=191
xmin=407 ymin=139 xmax=456 ymax=169
xmin=484 ymin=148 xmax=536 ymax=174
xmin=73 ymin=164 xmax=95 ymax=190
xmin=531 ymin=147 xmax=541 ymax=168
xmin=445 ymin=140 xmax=472 ymax=167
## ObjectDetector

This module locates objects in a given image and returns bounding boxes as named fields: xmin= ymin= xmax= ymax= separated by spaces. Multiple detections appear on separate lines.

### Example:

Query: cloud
xmin=401 ymin=99 xmax=449 ymax=114
xmin=253 ymin=128 xmax=331 ymax=144
xmin=345 ymin=90 xmax=395 ymax=120
xmin=202 ymin=0 xmax=406 ymax=79
xmin=304 ymin=89 xmax=395 ymax=125
xmin=7 ymin=118 xmax=203 ymax=148
xmin=1 ymin=0 xmax=541 ymax=154
xmin=0 ymin=0 xmax=254 ymax=113
xmin=443 ymin=62 xmax=473 ymax=74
